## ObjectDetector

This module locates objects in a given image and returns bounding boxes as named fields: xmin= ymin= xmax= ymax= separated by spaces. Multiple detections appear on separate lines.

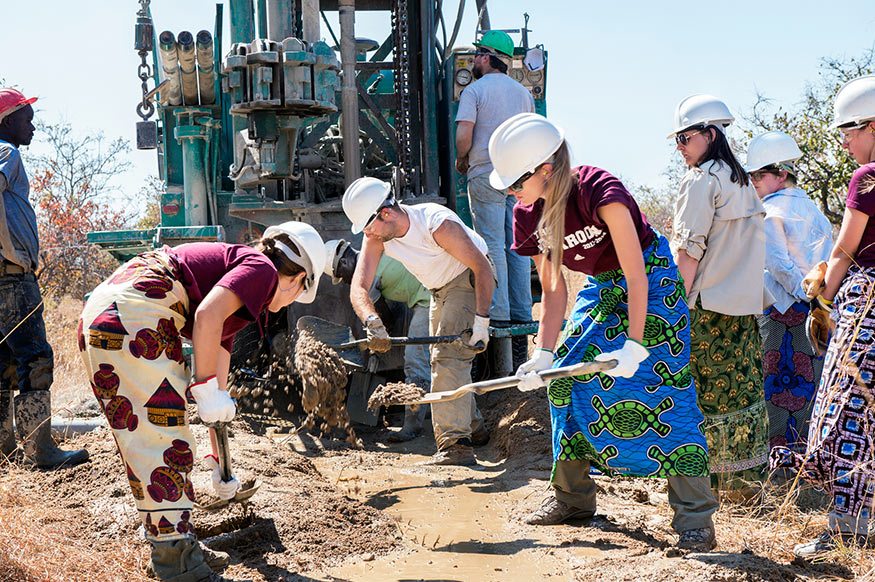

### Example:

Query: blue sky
xmin=3 ymin=0 xmax=874 ymax=208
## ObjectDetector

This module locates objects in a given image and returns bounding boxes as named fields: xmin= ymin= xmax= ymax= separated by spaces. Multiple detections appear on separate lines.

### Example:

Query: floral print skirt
xmin=757 ymin=302 xmax=822 ymax=452
xmin=690 ymin=302 xmax=768 ymax=489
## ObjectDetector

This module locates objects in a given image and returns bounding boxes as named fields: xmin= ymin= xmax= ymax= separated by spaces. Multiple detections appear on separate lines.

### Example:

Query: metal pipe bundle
xmin=196 ymin=30 xmax=216 ymax=105
xmin=177 ymin=31 xmax=198 ymax=106
xmin=158 ymin=31 xmax=182 ymax=105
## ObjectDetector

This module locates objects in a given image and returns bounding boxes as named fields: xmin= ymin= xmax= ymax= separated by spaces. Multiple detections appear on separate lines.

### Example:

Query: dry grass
xmin=42 ymin=295 xmax=92 ymax=414
xmin=0 ymin=463 xmax=150 ymax=582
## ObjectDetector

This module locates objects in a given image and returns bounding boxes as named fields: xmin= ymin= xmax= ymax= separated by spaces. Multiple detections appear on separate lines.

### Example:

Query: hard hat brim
xmin=296 ymin=278 xmax=320 ymax=304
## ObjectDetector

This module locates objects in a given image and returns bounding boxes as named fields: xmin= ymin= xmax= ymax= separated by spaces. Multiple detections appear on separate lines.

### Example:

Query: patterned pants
xmin=78 ymin=250 xmax=197 ymax=542
xmin=771 ymin=266 xmax=875 ymax=523
xmin=689 ymin=303 xmax=768 ymax=489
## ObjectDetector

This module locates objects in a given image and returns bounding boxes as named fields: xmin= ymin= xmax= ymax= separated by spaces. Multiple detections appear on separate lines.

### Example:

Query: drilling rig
xmin=88 ymin=0 xmax=548 ymax=420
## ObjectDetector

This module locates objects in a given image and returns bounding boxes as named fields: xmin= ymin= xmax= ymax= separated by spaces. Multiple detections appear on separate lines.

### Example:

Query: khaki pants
xmin=429 ymin=269 xmax=484 ymax=450
xmin=552 ymin=459 xmax=718 ymax=533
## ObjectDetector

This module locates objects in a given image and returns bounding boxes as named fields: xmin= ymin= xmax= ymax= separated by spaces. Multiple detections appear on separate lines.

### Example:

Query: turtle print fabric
xmin=757 ymin=302 xmax=822 ymax=452
xmin=79 ymin=250 xmax=197 ymax=542
xmin=689 ymin=301 xmax=768 ymax=487
xmin=549 ymin=234 xmax=710 ymax=478
xmin=771 ymin=266 xmax=875 ymax=519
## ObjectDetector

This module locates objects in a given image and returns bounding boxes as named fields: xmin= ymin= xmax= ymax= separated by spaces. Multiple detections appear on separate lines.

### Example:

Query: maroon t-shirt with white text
xmin=169 ymin=243 xmax=278 ymax=351
xmin=511 ymin=165 xmax=655 ymax=275
xmin=845 ymin=162 xmax=875 ymax=268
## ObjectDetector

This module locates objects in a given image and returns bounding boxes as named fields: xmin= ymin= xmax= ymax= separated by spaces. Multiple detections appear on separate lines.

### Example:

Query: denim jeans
xmin=0 ymin=274 xmax=53 ymax=394
xmin=466 ymin=175 xmax=532 ymax=322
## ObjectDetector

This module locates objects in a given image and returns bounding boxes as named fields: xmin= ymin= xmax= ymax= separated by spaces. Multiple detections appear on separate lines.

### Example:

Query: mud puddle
xmin=278 ymin=429 xmax=603 ymax=581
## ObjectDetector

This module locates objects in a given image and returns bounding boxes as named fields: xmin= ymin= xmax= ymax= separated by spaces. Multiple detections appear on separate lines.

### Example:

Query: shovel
xmin=407 ymin=360 xmax=618 ymax=405
xmin=196 ymin=422 xmax=262 ymax=512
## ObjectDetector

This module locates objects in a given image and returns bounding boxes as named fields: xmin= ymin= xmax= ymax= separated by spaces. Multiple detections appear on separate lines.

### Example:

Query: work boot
xmin=677 ymin=527 xmax=717 ymax=552
xmin=525 ymin=496 xmax=594 ymax=525
xmin=471 ymin=424 xmax=490 ymax=447
xmin=150 ymin=537 xmax=213 ymax=581
xmin=14 ymin=391 xmax=89 ymax=469
xmin=420 ymin=441 xmax=476 ymax=466
xmin=0 ymin=390 xmax=15 ymax=457
xmin=387 ymin=405 xmax=425 ymax=443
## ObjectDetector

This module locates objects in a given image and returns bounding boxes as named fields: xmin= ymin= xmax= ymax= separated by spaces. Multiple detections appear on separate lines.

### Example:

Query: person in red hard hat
xmin=0 ymin=88 xmax=90 ymax=469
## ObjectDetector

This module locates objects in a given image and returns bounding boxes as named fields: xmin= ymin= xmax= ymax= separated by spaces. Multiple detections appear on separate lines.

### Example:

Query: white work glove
xmin=594 ymin=340 xmax=650 ymax=378
xmin=365 ymin=315 xmax=392 ymax=353
xmin=204 ymin=454 xmax=240 ymax=501
xmin=190 ymin=376 xmax=236 ymax=423
xmin=467 ymin=315 xmax=490 ymax=349
xmin=515 ymin=348 xmax=554 ymax=392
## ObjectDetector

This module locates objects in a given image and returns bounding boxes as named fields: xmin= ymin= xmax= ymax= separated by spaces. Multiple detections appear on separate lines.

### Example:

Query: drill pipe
xmin=196 ymin=30 xmax=216 ymax=105
xmin=177 ymin=31 xmax=199 ymax=106
xmin=158 ymin=31 xmax=182 ymax=105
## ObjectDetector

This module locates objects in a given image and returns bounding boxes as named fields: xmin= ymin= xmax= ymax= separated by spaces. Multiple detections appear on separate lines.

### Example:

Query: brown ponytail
xmin=255 ymin=234 xmax=306 ymax=277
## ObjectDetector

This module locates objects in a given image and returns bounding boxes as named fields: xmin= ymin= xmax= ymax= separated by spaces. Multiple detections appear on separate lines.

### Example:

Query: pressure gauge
xmin=510 ymin=68 xmax=525 ymax=83
xmin=527 ymin=69 xmax=544 ymax=84
xmin=456 ymin=68 xmax=473 ymax=86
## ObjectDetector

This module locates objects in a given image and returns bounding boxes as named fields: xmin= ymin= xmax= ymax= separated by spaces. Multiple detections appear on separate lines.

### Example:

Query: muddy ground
xmin=0 ymin=385 xmax=862 ymax=582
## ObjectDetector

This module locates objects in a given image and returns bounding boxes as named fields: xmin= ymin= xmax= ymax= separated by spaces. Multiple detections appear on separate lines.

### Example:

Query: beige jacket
xmin=670 ymin=159 xmax=770 ymax=316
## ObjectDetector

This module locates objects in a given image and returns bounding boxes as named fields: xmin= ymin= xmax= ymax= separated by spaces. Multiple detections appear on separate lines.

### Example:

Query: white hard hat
xmin=488 ymin=113 xmax=565 ymax=190
xmin=342 ymin=177 xmax=394 ymax=234
xmin=262 ymin=221 xmax=327 ymax=304
xmin=323 ymin=239 xmax=351 ymax=283
xmin=744 ymin=131 xmax=803 ymax=173
xmin=668 ymin=94 xmax=735 ymax=138
xmin=831 ymin=75 xmax=875 ymax=130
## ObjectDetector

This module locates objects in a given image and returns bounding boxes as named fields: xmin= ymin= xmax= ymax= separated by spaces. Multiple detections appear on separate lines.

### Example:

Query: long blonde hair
xmin=535 ymin=141 xmax=573 ymax=290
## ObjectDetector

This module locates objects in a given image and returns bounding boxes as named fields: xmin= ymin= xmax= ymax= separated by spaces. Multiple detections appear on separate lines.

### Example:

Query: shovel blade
xmin=296 ymin=315 xmax=365 ymax=369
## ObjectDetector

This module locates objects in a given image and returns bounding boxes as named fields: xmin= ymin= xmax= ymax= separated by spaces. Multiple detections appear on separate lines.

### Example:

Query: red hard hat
xmin=0 ymin=89 xmax=37 ymax=123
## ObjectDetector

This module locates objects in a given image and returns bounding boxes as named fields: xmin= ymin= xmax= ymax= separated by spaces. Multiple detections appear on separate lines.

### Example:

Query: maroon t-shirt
xmin=845 ymin=162 xmax=875 ymax=268
xmin=168 ymin=243 xmax=278 ymax=351
xmin=512 ymin=166 xmax=655 ymax=275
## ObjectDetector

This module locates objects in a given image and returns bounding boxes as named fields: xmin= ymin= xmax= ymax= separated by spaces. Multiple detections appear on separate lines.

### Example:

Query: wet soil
xmin=367 ymin=382 xmax=426 ymax=411
xmin=1 ymin=386 xmax=857 ymax=582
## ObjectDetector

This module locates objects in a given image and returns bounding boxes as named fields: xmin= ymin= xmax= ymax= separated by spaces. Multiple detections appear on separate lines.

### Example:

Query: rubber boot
xmin=387 ymin=405 xmax=426 ymax=442
xmin=0 ymin=390 xmax=15 ymax=457
xmin=14 ymin=391 xmax=89 ymax=468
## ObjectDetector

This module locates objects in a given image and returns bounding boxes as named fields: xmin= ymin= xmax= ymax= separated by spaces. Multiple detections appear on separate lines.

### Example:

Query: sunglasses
xmin=749 ymin=168 xmax=780 ymax=181
xmin=508 ymin=170 xmax=535 ymax=193
xmin=362 ymin=195 xmax=396 ymax=230
xmin=840 ymin=123 xmax=868 ymax=141
xmin=675 ymin=130 xmax=703 ymax=146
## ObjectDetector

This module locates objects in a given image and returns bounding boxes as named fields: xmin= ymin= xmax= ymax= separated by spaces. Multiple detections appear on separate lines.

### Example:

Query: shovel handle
xmin=330 ymin=334 xmax=462 ymax=351
xmin=207 ymin=422 xmax=233 ymax=482
xmin=410 ymin=359 xmax=618 ymax=405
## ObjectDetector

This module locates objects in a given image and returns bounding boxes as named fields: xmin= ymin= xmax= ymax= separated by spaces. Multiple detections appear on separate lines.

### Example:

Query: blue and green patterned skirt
xmin=548 ymin=234 xmax=710 ymax=478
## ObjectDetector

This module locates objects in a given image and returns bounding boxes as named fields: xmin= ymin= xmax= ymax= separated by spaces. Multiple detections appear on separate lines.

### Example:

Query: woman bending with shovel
xmin=78 ymin=222 xmax=325 ymax=582
xmin=489 ymin=113 xmax=718 ymax=551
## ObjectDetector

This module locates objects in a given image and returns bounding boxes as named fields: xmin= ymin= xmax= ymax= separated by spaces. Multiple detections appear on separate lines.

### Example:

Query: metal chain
xmin=392 ymin=0 xmax=413 ymax=193
xmin=135 ymin=0 xmax=155 ymax=121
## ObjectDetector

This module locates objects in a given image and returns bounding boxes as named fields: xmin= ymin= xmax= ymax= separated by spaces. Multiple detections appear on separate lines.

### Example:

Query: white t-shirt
xmin=383 ymin=203 xmax=488 ymax=290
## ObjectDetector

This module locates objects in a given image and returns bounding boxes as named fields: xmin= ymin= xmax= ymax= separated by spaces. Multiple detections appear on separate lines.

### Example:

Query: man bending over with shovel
xmin=342 ymin=177 xmax=494 ymax=465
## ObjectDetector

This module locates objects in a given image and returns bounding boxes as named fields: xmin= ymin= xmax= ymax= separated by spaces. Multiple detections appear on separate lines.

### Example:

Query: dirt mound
xmin=367 ymin=382 xmax=425 ymax=410
xmin=0 ymin=422 xmax=397 ymax=580
xmin=481 ymin=384 xmax=552 ymax=462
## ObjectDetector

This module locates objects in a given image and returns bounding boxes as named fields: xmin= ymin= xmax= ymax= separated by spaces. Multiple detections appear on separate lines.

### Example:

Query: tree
xmin=26 ymin=122 xmax=133 ymax=299
xmin=743 ymin=49 xmax=875 ymax=225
